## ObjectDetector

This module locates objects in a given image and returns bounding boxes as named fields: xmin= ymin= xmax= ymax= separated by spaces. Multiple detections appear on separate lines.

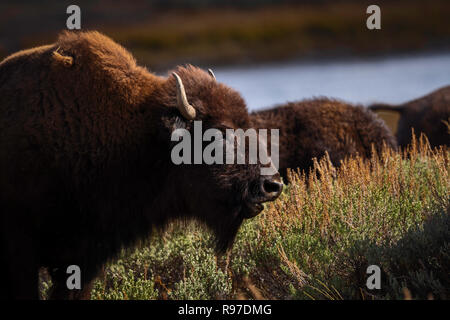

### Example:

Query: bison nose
xmin=260 ymin=175 xmax=283 ymax=201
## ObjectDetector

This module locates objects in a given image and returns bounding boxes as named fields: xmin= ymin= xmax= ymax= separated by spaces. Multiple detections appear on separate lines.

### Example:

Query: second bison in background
xmin=251 ymin=99 xmax=397 ymax=180
xmin=369 ymin=85 xmax=450 ymax=148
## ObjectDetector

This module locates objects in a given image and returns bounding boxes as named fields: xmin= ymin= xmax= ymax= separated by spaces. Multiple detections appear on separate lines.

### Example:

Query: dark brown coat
xmin=0 ymin=31 xmax=281 ymax=299
xmin=251 ymin=99 xmax=397 ymax=180
xmin=369 ymin=86 xmax=450 ymax=148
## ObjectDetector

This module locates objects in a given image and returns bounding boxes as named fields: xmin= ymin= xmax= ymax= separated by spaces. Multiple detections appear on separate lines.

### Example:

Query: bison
xmin=250 ymin=99 xmax=397 ymax=180
xmin=369 ymin=85 xmax=450 ymax=148
xmin=0 ymin=31 xmax=282 ymax=299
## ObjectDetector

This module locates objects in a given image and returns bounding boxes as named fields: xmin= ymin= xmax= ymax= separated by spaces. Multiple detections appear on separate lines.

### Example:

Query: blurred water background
xmin=215 ymin=53 xmax=450 ymax=111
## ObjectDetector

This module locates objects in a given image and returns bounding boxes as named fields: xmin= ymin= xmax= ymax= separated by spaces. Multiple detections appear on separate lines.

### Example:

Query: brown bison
xmin=250 ymin=99 xmax=397 ymax=180
xmin=369 ymin=86 xmax=450 ymax=148
xmin=0 ymin=31 xmax=282 ymax=299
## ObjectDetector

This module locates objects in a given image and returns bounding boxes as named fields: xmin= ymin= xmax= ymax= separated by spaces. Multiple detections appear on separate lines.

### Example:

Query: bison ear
xmin=165 ymin=115 xmax=187 ymax=132
xmin=52 ymin=47 xmax=73 ymax=67
xmin=157 ymin=113 xmax=189 ymax=146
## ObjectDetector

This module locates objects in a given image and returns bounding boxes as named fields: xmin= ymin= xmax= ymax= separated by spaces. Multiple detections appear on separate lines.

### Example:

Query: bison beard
xmin=0 ymin=31 xmax=282 ymax=299
xmin=210 ymin=180 xmax=266 ymax=253
xmin=213 ymin=212 xmax=244 ymax=254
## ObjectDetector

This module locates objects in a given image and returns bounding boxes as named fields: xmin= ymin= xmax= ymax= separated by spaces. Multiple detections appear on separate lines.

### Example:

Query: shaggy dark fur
xmin=0 ymin=31 xmax=281 ymax=299
xmin=369 ymin=86 xmax=450 ymax=148
xmin=250 ymin=99 xmax=397 ymax=180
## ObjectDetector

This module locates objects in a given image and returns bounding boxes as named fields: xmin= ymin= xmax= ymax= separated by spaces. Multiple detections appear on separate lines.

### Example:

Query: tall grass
xmin=86 ymin=136 xmax=449 ymax=300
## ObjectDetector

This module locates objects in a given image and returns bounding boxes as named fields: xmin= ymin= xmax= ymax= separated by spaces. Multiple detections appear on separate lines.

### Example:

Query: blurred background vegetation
xmin=1 ymin=0 xmax=449 ymax=71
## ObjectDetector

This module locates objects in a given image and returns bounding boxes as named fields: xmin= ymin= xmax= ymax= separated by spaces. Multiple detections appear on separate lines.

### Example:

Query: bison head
xmin=153 ymin=65 xmax=282 ymax=252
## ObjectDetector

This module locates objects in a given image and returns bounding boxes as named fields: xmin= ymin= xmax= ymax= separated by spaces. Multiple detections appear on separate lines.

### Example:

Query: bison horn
xmin=172 ymin=72 xmax=196 ymax=120
xmin=208 ymin=68 xmax=216 ymax=80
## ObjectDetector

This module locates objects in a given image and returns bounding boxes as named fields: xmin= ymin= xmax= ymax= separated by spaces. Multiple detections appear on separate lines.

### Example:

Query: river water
xmin=214 ymin=53 xmax=450 ymax=111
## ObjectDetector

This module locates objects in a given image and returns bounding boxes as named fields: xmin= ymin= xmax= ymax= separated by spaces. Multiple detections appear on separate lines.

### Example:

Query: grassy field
xmin=40 ymin=136 xmax=449 ymax=300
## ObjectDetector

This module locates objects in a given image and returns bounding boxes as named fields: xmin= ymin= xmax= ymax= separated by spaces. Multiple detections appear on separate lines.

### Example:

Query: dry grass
xmin=251 ymin=135 xmax=449 ymax=299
